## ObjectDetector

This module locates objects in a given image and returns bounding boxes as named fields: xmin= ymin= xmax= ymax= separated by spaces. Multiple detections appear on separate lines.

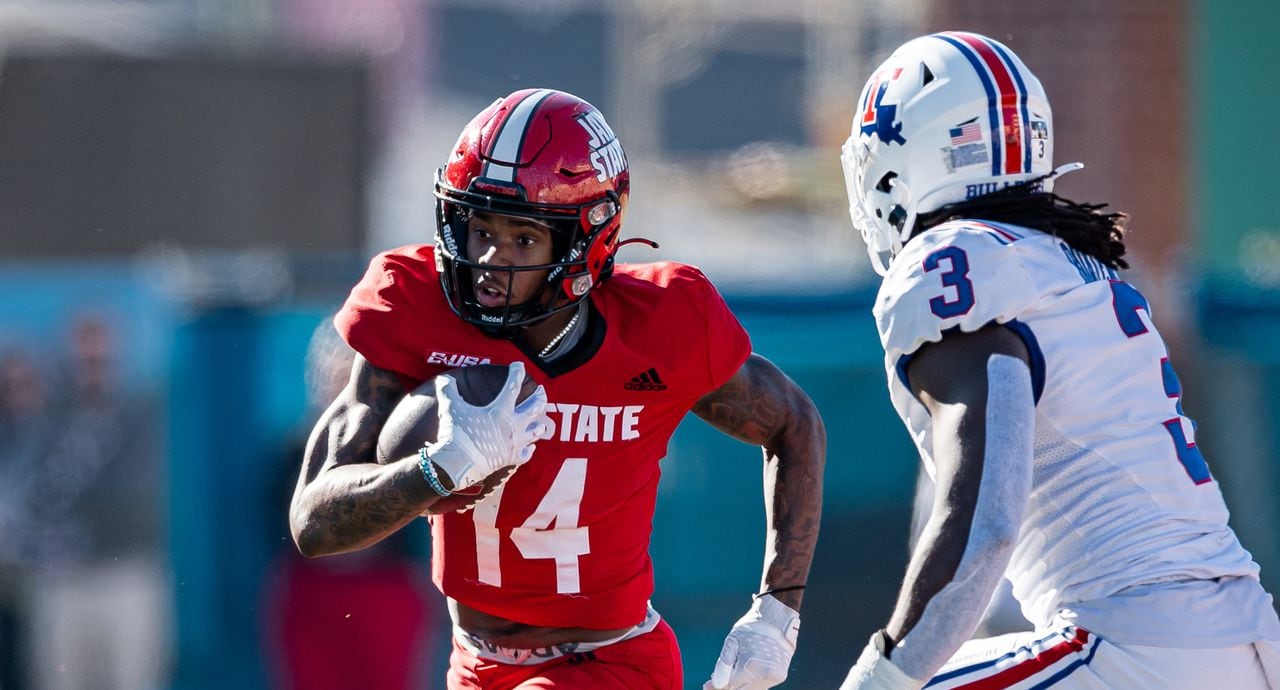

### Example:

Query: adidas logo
xmin=625 ymin=367 xmax=668 ymax=391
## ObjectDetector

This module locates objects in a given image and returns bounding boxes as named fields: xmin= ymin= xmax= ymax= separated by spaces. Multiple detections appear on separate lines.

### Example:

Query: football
xmin=376 ymin=363 xmax=538 ymax=514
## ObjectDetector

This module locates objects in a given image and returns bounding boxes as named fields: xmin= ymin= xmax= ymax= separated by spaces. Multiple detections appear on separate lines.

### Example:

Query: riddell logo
xmin=625 ymin=368 xmax=667 ymax=391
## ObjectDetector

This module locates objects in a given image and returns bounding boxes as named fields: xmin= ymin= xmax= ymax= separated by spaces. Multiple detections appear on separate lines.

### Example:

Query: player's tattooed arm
xmin=290 ymin=355 xmax=442 ymax=557
xmin=693 ymin=353 xmax=826 ymax=611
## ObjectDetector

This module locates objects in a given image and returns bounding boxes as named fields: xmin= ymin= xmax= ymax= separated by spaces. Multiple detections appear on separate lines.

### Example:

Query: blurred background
xmin=0 ymin=0 xmax=1276 ymax=688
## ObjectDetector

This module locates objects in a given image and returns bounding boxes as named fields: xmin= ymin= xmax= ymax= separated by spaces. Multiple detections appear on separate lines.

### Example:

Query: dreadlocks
xmin=914 ymin=176 xmax=1129 ymax=269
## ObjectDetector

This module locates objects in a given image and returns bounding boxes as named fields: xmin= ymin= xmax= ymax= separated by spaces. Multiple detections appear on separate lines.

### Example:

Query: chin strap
xmin=617 ymin=237 xmax=660 ymax=250
xmin=1050 ymin=161 xmax=1085 ymax=178
xmin=1042 ymin=162 xmax=1084 ymax=193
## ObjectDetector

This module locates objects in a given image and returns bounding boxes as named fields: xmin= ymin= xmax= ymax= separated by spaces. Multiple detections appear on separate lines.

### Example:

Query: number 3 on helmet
xmin=841 ymin=32 xmax=1069 ymax=275
xmin=434 ymin=89 xmax=632 ymax=334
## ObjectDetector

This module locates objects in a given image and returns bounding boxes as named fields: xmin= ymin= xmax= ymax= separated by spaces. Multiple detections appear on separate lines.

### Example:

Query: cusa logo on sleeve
xmin=427 ymin=351 xmax=492 ymax=367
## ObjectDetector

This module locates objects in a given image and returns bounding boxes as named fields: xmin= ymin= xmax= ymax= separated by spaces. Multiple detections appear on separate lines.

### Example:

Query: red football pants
xmin=446 ymin=620 xmax=682 ymax=690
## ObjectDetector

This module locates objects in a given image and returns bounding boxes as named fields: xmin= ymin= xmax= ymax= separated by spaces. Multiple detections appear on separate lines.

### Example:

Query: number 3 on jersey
xmin=1110 ymin=280 xmax=1213 ymax=485
xmin=472 ymin=459 xmax=591 ymax=593
xmin=924 ymin=246 xmax=976 ymax=317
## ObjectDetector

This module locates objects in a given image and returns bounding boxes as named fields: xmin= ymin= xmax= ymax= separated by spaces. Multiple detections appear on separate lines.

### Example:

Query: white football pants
xmin=924 ymin=620 xmax=1278 ymax=689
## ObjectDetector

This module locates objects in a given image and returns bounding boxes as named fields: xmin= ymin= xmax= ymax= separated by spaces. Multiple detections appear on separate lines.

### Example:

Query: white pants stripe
xmin=926 ymin=625 xmax=1097 ymax=689
xmin=924 ymin=621 xmax=1273 ymax=689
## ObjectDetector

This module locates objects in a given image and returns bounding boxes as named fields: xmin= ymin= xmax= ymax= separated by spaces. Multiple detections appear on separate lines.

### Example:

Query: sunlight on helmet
xmin=585 ymin=200 xmax=617 ymax=226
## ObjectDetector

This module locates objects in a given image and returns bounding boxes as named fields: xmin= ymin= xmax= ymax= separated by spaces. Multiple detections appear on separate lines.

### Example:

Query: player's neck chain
xmin=538 ymin=304 xmax=586 ymax=360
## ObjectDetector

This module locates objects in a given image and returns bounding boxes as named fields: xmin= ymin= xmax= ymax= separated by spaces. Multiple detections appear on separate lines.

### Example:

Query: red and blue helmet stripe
xmin=934 ymin=32 xmax=1033 ymax=177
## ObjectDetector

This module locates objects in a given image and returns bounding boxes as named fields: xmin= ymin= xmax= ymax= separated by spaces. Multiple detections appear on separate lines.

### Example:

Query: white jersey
xmin=876 ymin=220 xmax=1280 ymax=647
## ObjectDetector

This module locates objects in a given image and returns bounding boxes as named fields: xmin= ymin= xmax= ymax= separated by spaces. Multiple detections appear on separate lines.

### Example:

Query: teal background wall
xmin=1190 ymin=0 xmax=1280 ymax=600
xmin=1194 ymin=0 xmax=1280 ymax=271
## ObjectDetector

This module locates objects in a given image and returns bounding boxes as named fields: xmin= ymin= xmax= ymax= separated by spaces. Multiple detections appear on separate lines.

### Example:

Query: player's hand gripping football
xmin=704 ymin=594 xmax=800 ymax=690
xmin=426 ymin=361 xmax=551 ymax=491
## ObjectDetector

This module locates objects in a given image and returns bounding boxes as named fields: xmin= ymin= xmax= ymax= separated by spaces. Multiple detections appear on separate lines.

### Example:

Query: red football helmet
xmin=434 ymin=88 xmax=634 ymax=334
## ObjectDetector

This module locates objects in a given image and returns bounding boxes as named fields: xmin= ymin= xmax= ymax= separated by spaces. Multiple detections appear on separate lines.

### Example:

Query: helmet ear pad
xmin=566 ymin=187 xmax=627 ymax=298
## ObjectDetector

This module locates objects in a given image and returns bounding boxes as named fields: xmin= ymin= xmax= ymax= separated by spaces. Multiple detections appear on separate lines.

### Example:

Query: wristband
xmin=418 ymin=447 xmax=453 ymax=497
xmin=754 ymin=584 xmax=806 ymax=599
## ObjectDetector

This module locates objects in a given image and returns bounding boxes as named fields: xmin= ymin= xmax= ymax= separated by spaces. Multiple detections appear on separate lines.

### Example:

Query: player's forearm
xmin=291 ymin=458 xmax=439 ymax=556
xmin=886 ymin=501 xmax=1013 ymax=635
xmin=886 ymin=433 xmax=982 ymax=641
xmin=836 ymin=522 xmax=1013 ymax=690
xmin=291 ymin=415 xmax=439 ymax=556
xmin=759 ymin=401 xmax=826 ymax=611
xmin=879 ymin=507 xmax=1016 ymax=681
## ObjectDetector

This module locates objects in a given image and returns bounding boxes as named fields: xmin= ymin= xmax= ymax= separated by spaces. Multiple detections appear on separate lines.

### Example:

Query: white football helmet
xmin=841 ymin=32 xmax=1070 ymax=274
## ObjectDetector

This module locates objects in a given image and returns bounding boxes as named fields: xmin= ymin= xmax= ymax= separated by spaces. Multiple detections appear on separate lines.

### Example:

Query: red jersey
xmin=334 ymin=245 xmax=751 ymax=629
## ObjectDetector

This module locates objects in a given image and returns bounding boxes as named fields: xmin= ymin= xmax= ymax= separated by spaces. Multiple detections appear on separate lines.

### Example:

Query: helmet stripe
xmin=936 ymin=32 xmax=1027 ymax=176
xmin=950 ymin=32 xmax=1025 ymax=175
xmin=482 ymin=89 xmax=557 ymax=183
xmin=986 ymin=39 xmax=1033 ymax=175
xmin=934 ymin=34 xmax=1003 ymax=176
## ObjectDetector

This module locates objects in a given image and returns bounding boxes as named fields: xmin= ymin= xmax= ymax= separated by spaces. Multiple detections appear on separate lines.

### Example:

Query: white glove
xmin=704 ymin=594 xmax=800 ymax=690
xmin=426 ymin=361 xmax=549 ymax=491
xmin=839 ymin=631 xmax=921 ymax=690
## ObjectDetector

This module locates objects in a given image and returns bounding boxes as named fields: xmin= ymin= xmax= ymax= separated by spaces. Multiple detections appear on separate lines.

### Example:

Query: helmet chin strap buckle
xmin=887 ymin=206 xmax=908 ymax=232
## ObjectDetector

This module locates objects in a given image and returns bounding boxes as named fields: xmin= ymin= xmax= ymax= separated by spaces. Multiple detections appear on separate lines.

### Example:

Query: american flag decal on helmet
xmin=950 ymin=119 xmax=982 ymax=145
xmin=936 ymin=32 xmax=1032 ymax=177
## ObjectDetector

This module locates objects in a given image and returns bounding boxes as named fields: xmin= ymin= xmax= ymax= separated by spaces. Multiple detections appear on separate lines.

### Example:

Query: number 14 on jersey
xmin=471 ymin=458 xmax=592 ymax=594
